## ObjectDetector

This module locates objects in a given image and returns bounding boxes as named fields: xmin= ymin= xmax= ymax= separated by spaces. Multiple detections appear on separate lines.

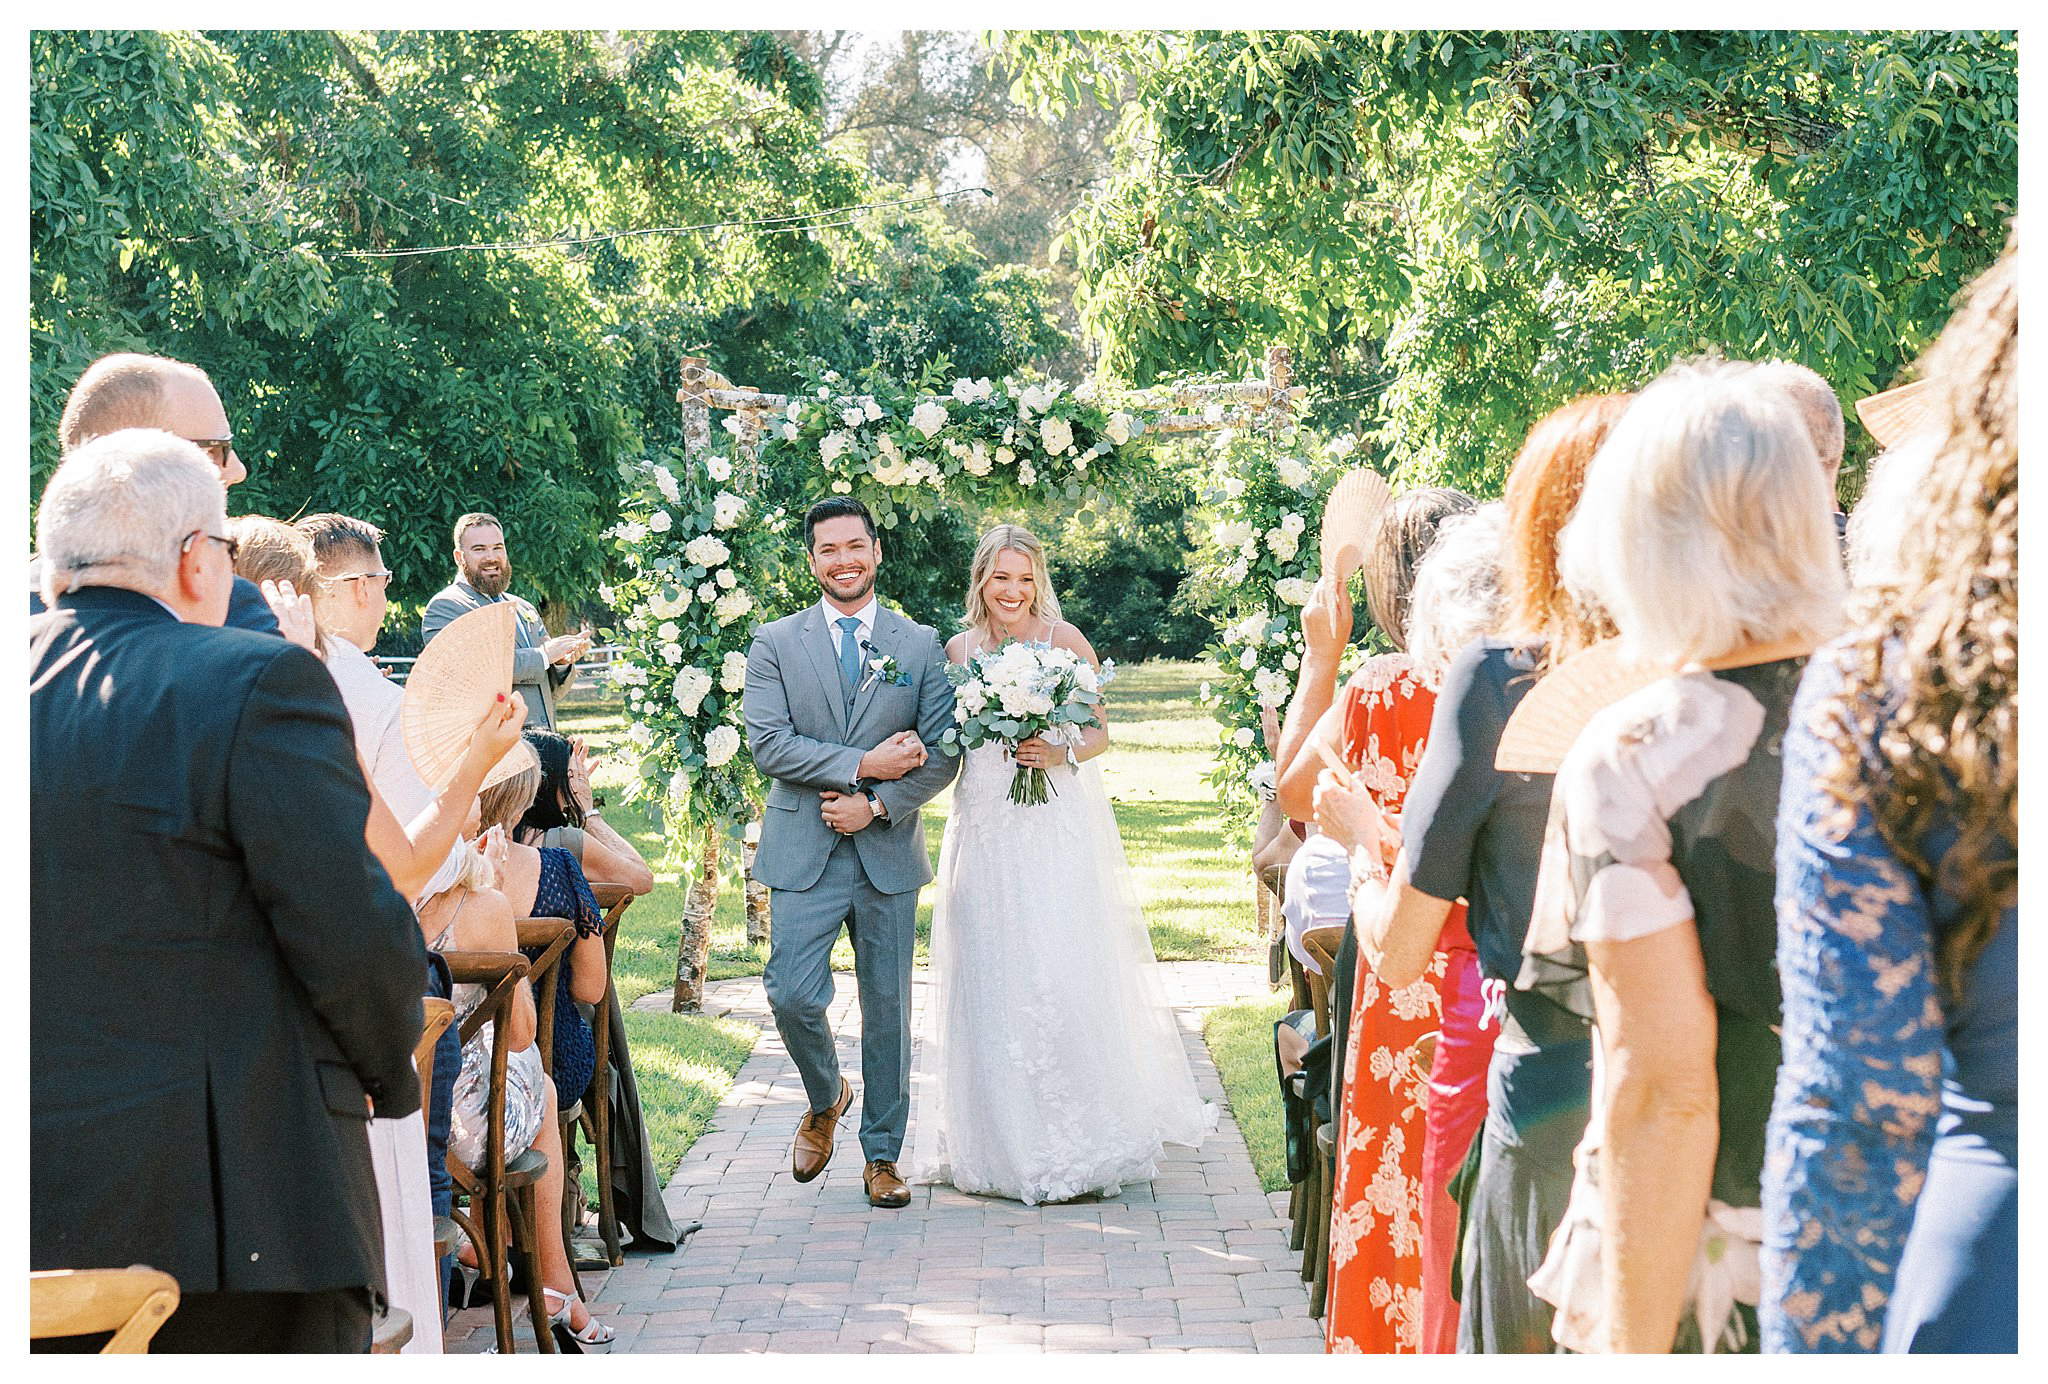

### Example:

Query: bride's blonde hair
xmin=963 ymin=524 xmax=1062 ymax=637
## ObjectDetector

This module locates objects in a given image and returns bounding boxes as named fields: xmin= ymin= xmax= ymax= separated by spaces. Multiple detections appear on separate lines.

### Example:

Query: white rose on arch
xmin=1017 ymin=461 xmax=1037 ymax=487
xmin=840 ymin=406 xmax=867 ymax=430
xmin=1280 ymin=512 xmax=1307 ymax=537
xmin=713 ymin=492 xmax=747 ymax=529
xmin=1039 ymin=416 xmax=1074 ymax=456
xmin=962 ymin=442 xmax=993 ymax=477
xmin=721 ymin=415 xmax=747 ymax=438
xmin=862 ymin=399 xmax=885 ymax=423
xmin=706 ymin=456 xmax=732 ymax=482
xmin=1274 ymin=577 xmax=1315 ymax=606
xmin=661 ymin=642 xmax=683 ymax=665
xmin=698 ymin=581 xmax=718 ymax=602
xmin=672 ymin=667 xmax=713 ymax=715
xmin=909 ymin=400 xmax=950 ymax=439
xmin=657 ymin=620 xmax=679 ymax=642
xmin=716 ymin=568 xmax=737 ymax=590
xmin=1275 ymin=457 xmax=1313 ymax=491
xmin=703 ymin=724 xmax=742 ymax=769
xmin=819 ymin=431 xmax=851 ymax=465
xmin=1105 ymin=411 xmax=1135 ymax=445
xmin=649 ymin=509 xmax=673 ymax=534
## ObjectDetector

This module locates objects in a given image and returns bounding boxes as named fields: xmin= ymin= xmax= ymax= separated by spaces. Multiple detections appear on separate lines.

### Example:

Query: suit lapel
xmin=800 ymin=606 xmax=852 ymax=736
xmin=846 ymin=608 xmax=900 ymax=733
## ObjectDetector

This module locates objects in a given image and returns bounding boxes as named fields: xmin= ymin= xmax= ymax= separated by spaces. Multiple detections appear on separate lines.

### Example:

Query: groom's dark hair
xmin=804 ymin=496 xmax=877 ymax=550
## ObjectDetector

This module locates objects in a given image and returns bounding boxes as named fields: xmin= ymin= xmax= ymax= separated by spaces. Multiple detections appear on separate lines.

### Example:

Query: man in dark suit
xmin=31 ymin=430 xmax=428 ymax=1352
xmin=30 ymin=351 xmax=278 ymax=633
xmin=421 ymin=511 xmax=589 ymax=729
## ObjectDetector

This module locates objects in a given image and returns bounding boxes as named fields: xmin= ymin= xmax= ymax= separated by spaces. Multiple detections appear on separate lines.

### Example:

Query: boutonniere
xmin=859 ymin=642 xmax=909 ymax=692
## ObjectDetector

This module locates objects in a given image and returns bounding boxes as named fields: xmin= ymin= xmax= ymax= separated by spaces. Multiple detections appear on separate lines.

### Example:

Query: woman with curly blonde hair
xmin=1762 ymin=232 xmax=2018 ymax=1353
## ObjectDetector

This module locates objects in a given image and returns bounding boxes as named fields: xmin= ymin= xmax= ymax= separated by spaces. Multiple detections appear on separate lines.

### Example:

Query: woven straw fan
xmin=1854 ymin=377 xmax=1940 ymax=449
xmin=1494 ymin=639 xmax=1670 ymax=776
xmin=1319 ymin=468 xmax=1393 ymax=586
xmin=402 ymin=601 xmax=536 ymax=792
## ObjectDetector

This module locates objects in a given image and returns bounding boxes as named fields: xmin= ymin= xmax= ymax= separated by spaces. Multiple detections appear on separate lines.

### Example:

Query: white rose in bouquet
xmin=719 ymin=650 xmax=748 ymax=692
xmin=685 ymin=535 xmax=730 ymax=568
xmin=994 ymin=446 xmax=1015 ymax=468
xmin=962 ymin=442 xmax=993 ymax=477
xmin=1253 ymin=666 xmax=1292 ymax=705
xmin=862 ymin=400 xmax=885 ymax=423
xmin=698 ymin=582 xmax=718 ymax=602
xmin=662 ymin=642 xmax=683 ymax=666
xmin=673 ymin=667 xmax=712 ymax=715
xmin=1280 ymin=511 xmax=1307 ymax=537
xmin=1238 ymin=646 xmax=1260 ymax=671
xmin=1213 ymin=519 xmax=1254 ymax=549
xmin=721 ymin=415 xmax=746 ymax=438
xmin=1232 ymin=726 xmax=1255 ymax=747
xmin=703 ymin=724 xmax=742 ymax=769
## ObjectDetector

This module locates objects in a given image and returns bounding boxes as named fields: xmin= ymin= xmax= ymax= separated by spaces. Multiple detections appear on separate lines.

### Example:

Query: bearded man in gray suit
xmin=742 ymin=497 xmax=959 ymax=1208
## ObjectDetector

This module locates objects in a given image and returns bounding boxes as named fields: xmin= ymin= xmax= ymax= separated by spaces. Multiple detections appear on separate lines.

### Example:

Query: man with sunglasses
xmin=33 ymin=352 xmax=278 ymax=633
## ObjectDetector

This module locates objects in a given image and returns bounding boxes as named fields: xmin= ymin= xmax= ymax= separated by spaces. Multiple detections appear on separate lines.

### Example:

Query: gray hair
xmin=1755 ymin=359 xmax=1846 ymax=475
xmin=36 ymin=428 xmax=225 ymax=596
xmin=1406 ymin=503 xmax=1507 ymax=684
xmin=1560 ymin=360 xmax=1846 ymax=666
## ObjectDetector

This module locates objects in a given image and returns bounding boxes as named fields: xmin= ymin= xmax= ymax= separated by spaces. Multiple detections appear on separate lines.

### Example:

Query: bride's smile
xmin=981 ymin=549 xmax=1040 ymax=636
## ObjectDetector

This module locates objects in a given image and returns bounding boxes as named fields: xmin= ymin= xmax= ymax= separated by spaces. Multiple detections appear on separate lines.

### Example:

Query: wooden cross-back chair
xmin=29 ymin=1267 xmax=179 ymax=1353
xmin=442 ymin=938 xmax=565 ymax=1355
xmin=570 ymin=884 xmax=636 ymax=1276
xmin=1297 ymin=925 xmax=1347 ymax=1320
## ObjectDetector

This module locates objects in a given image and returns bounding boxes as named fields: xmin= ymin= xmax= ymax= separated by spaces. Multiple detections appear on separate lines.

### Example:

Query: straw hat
xmin=402 ymin=601 xmax=538 ymax=792
xmin=1854 ymin=377 xmax=1940 ymax=450
xmin=1494 ymin=639 xmax=1669 ymax=775
xmin=1319 ymin=468 xmax=1393 ymax=586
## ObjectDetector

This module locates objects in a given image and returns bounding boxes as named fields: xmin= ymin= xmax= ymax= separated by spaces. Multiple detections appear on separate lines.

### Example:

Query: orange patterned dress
xmin=1323 ymin=653 xmax=1468 ymax=1353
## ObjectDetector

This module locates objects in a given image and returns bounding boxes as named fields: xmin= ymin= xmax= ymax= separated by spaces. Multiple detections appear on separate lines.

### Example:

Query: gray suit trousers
xmin=761 ymin=836 xmax=917 ymax=1163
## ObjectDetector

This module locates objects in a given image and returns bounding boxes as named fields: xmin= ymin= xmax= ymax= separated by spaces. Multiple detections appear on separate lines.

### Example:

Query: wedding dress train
xmin=907 ymin=739 xmax=1215 ymax=1205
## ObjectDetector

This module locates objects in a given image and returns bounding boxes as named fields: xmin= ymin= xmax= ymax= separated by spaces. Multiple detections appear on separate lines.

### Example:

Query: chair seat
xmin=434 ymin=1215 xmax=462 ymax=1259
xmin=371 ymin=1307 xmax=413 ymax=1354
xmin=1314 ymin=1122 xmax=1335 ymax=1158
xmin=503 ymin=1147 xmax=549 ymax=1189
xmin=559 ymin=1098 xmax=583 ymax=1126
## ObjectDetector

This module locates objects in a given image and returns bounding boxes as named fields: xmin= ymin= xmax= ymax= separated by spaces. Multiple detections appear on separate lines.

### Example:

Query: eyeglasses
xmin=330 ymin=569 xmax=393 ymax=586
xmin=185 ymin=435 xmax=237 ymax=469
xmin=180 ymin=530 xmax=240 ymax=562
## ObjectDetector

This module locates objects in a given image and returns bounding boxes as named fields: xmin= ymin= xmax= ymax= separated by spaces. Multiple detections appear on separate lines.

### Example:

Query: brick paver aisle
xmin=445 ymin=960 xmax=1319 ymax=1354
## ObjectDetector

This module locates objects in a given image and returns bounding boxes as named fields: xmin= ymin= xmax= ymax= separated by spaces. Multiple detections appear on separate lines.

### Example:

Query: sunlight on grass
xmin=1203 ymin=992 xmax=1294 ymax=1192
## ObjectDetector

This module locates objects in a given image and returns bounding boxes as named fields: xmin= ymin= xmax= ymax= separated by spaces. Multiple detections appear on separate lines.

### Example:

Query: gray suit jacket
xmin=420 ymin=578 xmax=569 ymax=729
xmin=744 ymin=601 xmax=959 ymax=896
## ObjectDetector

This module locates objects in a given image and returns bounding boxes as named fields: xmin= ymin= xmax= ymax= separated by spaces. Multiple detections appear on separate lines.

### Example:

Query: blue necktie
xmin=837 ymin=616 xmax=863 ymax=694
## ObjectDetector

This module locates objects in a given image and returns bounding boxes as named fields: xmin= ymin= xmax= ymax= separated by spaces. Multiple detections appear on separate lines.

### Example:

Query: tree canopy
xmin=1001 ymin=29 xmax=2018 ymax=493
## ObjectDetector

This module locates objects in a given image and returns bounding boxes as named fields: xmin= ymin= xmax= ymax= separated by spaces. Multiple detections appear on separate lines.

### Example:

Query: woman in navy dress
xmin=1762 ymin=235 xmax=2017 ymax=1353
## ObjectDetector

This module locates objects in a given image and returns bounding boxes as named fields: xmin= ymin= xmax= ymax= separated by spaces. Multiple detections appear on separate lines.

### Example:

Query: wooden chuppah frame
xmin=662 ymin=347 xmax=1302 ymax=1012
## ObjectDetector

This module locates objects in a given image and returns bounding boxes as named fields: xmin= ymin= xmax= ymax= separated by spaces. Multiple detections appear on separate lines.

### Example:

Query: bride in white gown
xmin=907 ymin=524 xmax=1214 ymax=1206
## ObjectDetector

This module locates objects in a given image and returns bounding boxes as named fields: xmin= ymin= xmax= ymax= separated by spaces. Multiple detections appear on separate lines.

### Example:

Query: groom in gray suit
xmin=743 ymin=497 xmax=959 ymax=1207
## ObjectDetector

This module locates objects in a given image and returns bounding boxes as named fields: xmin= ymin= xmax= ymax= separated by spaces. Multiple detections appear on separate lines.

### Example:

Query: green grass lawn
xmin=556 ymin=658 xmax=1272 ymax=1194
xmin=1202 ymin=992 xmax=1294 ymax=1192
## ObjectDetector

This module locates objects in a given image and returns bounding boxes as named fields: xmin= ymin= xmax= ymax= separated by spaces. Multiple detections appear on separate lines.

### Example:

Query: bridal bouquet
xmin=938 ymin=641 xmax=1114 ymax=805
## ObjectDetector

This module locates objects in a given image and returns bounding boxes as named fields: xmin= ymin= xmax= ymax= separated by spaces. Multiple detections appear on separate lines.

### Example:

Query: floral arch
xmin=603 ymin=347 xmax=1342 ymax=1009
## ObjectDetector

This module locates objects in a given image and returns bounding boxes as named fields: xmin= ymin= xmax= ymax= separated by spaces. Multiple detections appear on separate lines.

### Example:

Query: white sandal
xmin=543 ymin=1288 xmax=615 ymax=1352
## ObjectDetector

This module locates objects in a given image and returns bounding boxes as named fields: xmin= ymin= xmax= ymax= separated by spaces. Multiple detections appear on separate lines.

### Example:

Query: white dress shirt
xmin=820 ymin=594 xmax=879 ymax=662
xmin=325 ymin=634 xmax=463 ymax=901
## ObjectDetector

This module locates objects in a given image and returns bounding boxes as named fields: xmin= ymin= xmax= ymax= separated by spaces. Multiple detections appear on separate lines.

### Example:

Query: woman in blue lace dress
xmin=1762 ymin=235 xmax=2017 ymax=1354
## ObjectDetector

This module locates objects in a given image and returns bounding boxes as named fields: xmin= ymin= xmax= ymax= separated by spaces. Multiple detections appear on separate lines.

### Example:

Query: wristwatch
xmin=862 ymin=788 xmax=886 ymax=820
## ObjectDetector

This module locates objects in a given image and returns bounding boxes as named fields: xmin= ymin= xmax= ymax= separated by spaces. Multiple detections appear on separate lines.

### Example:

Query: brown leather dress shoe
xmin=864 ymin=1159 xmax=911 ymax=1208
xmin=791 ymin=1078 xmax=852 ymax=1183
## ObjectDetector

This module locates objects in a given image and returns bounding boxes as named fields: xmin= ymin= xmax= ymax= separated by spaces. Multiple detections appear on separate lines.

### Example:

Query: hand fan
xmin=1319 ymin=468 xmax=1393 ymax=586
xmin=1493 ymin=639 xmax=1670 ymax=775
xmin=401 ymin=601 xmax=533 ymax=792
xmin=1854 ymin=377 xmax=1940 ymax=449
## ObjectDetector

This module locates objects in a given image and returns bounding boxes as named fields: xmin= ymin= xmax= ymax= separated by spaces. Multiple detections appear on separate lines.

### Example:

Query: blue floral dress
xmin=524 ymin=846 xmax=605 ymax=1106
xmin=1761 ymin=648 xmax=2017 ymax=1352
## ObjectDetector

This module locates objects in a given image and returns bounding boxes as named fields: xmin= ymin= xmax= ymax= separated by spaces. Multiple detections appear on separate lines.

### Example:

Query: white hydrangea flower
xmin=1266 ymin=529 xmax=1300 ymax=562
xmin=1017 ymin=460 xmax=1037 ymax=486
xmin=1284 ymin=652 xmax=1300 ymax=671
xmin=598 ymin=582 xmax=616 ymax=605
xmin=627 ymin=721 xmax=653 ymax=748
xmin=962 ymin=442 xmax=993 ymax=477
xmin=672 ymin=667 xmax=712 ymax=715
xmin=713 ymin=492 xmax=747 ymax=529
xmin=685 ymin=535 xmax=730 ymax=568
xmin=1222 ymin=558 xmax=1250 ymax=585
xmin=819 ymin=431 xmax=850 ymax=465
xmin=703 ymin=724 xmax=742 ymax=768
xmin=669 ymin=768 xmax=691 ymax=800
xmin=649 ymin=509 xmax=673 ymax=534
xmin=706 ymin=456 xmax=732 ymax=482
xmin=714 ymin=589 xmax=753 ymax=626
xmin=611 ymin=520 xmax=648 ymax=544
xmin=1213 ymin=520 xmax=1255 ymax=549
xmin=1274 ymin=577 xmax=1315 ymax=606
xmin=1275 ymin=457 xmax=1312 ymax=491
xmin=909 ymin=400 xmax=950 ymax=439
xmin=652 ymin=466 xmax=681 ymax=503
xmin=657 ymin=620 xmax=679 ymax=642
xmin=698 ymin=581 xmax=718 ymax=602
xmin=719 ymin=650 xmax=748 ymax=692
xmin=1039 ymin=416 xmax=1074 ymax=456
xmin=1253 ymin=667 xmax=1292 ymax=705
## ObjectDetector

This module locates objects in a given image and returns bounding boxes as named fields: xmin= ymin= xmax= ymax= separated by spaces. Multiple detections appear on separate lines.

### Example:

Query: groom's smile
xmin=807 ymin=513 xmax=880 ymax=608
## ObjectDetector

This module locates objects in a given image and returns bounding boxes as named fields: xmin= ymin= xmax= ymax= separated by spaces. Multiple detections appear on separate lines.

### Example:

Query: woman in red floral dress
xmin=1273 ymin=488 xmax=1475 ymax=1353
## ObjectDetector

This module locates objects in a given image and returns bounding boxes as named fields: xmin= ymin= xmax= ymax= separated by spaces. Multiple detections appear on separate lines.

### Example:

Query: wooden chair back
xmin=30 ymin=1267 xmax=179 ymax=1352
xmin=413 ymin=997 xmax=456 ymax=1130
xmin=1301 ymin=926 xmax=1347 ymax=1038
xmin=569 ymin=888 xmax=633 ymax=1271
xmin=515 ymin=918 xmax=577 ymax=1084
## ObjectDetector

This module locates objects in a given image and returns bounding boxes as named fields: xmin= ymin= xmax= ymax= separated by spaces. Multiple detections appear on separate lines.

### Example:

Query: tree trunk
xmin=672 ymin=824 xmax=720 ymax=1013
xmin=742 ymin=823 xmax=771 ymax=946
